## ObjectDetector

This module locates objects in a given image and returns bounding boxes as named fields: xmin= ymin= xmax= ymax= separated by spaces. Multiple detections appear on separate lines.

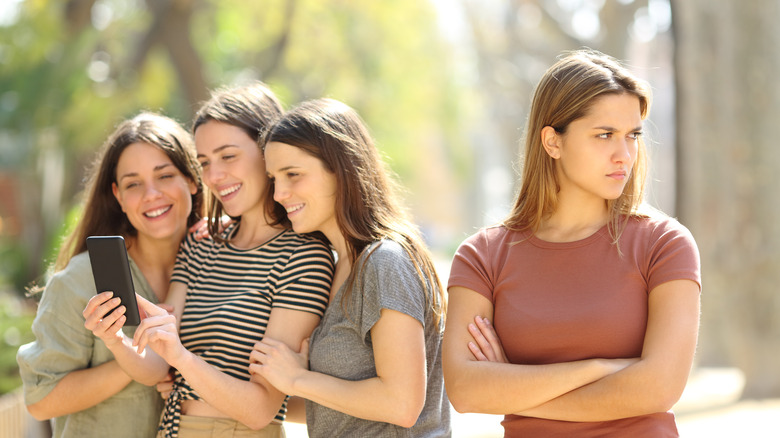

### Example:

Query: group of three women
xmin=18 ymin=49 xmax=700 ymax=438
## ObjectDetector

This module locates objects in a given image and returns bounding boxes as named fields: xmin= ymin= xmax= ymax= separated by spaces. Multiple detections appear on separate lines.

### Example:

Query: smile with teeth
xmin=219 ymin=183 xmax=241 ymax=197
xmin=145 ymin=206 xmax=171 ymax=218
xmin=286 ymin=204 xmax=304 ymax=214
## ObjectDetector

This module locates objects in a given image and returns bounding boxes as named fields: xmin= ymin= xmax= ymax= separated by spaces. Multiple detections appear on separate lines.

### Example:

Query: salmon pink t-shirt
xmin=448 ymin=215 xmax=701 ymax=437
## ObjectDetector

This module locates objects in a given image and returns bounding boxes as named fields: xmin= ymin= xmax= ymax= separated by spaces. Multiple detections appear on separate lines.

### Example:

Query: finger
xmin=83 ymin=292 xmax=114 ymax=318
xmin=476 ymin=317 xmax=506 ymax=360
xmin=468 ymin=322 xmax=495 ymax=361
xmin=300 ymin=338 xmax=310 ymax=357
xmin=136 ymin=294 xmax=168 ymax=318
xmin=188 ymin=217 xmax=207 ymax=233
xmin=158 ymin=303 xmax=175 ymax=315
xmin=468 ymin=342 xmax=489 ymax=361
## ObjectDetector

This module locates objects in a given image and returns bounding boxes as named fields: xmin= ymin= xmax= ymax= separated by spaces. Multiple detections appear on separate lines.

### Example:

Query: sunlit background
xmin=1 ymin=0 xmax=778 ymax=436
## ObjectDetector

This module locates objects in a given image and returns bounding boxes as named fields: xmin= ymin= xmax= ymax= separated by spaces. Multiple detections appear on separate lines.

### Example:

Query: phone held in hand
xmin=86 ymin=236 xmax=142 ymax=326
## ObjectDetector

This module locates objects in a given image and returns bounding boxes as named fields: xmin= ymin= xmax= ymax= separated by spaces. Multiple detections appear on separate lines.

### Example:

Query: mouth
xmin=285 ymin=203 xmax=304 ymax=215
xmin=144 ymin=205 xmax=172 ymax=218
xmin=218 ymin=183 xmax=241 ymax=198
xmin=607 ymin=171 xmax=627 ymax=180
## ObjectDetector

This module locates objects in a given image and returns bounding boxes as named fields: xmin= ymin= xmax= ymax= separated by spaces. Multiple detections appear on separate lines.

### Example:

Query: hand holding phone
xmin=86 ymin=236 xmax=142 ymax=326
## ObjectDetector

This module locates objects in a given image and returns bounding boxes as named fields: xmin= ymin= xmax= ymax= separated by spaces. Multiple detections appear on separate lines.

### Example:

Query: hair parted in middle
xmin=264 ymin=98 xmax=446 ymax=323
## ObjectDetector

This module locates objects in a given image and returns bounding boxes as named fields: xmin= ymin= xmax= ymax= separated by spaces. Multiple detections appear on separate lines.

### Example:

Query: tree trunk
xmin=672 ymin=0 xmax=780 ymax=398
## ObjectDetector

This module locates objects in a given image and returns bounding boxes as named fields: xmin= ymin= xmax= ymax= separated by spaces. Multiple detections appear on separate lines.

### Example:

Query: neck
xmin=538 ymin=192 xmax=610 ymax=242
xmin=126 ymin=234 xmax=181 ymax=299
xmin=231 ymin=211 xmax=283 ymax=249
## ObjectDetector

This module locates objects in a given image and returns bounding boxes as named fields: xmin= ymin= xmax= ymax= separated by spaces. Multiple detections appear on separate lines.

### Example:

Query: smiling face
xmin=264 ymin=141 xmax=339 ymax=237
xmin=194 ymin=120 xmax=267 ymax=219
xmin=543 ymin=93 xmax=643 ymax=204
xmin=111 ymin=142 xmax=197 ymax=244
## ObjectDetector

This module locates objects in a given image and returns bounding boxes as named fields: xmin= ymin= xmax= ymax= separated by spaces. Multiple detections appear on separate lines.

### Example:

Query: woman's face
xmin=112 ymin=142 xmax=197 ymax=243
xmin=194 ymin=121 xmax=266 ymax=219
xmin=545 ymin=93 xmax=642 ymax=203
xmin=264 ymin=141 xmax=338 ymax=237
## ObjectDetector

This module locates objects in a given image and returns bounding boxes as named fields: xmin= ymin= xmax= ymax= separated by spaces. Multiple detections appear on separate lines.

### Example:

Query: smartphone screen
xmin=86 ymin=236 xmax=141 ymax=326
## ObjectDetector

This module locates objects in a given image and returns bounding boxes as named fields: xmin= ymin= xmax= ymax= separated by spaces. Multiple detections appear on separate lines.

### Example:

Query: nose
xmin=273 ymin=181 xmax=289 ymax=203
xmin=613 ymin=137 xmax=634 ymax=164
xmin=143 ymin=181 xmax=163 ymax=201
xmin=203 ymin=163 xmax=225 ymax=187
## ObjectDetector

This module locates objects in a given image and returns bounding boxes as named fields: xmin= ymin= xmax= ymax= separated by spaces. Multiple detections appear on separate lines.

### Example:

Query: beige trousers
xmin=157 ymin=415 xmax=286 ymax=438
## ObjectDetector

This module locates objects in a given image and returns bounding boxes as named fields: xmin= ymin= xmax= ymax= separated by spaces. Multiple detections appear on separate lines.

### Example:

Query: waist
xmin=181 ymin=399 xmax=230 ymax=418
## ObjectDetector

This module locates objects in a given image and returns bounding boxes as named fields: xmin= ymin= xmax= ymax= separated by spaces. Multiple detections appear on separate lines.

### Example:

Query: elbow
xmin=388 ymin=391 xmax=425 ymax=428
xmin=443 ymin=370 xmax=479 ymax=414
xmin=26 ymin=402 xmax=53 ymax=421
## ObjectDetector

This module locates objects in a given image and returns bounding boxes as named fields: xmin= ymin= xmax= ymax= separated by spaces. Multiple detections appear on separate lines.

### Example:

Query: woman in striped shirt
xmin=84 ymin=83 xmax=335 ymax=438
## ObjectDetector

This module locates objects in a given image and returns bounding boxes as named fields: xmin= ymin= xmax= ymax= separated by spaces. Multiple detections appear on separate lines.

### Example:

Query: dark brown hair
xmin=55 ymin=112 xmax=203 ymax=271
xmin=264 ymin=98 xmax=445 ymax=323
xmin=192 ymin=82 xmax=286 ymax=240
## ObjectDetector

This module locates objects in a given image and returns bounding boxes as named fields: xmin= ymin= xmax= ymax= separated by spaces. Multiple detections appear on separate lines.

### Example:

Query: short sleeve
xmin=356 ymin=241 xmax=429 ymax=341
xmin=448 ymin=229 xmax=495 ymax=302
xmin=272 ymin=238 xmax=334 ymax=317
xmin=16 ymin=264 xmax=96 ymax=405
xmin=646 ymin=219 xmax=702 ymax=292
xmin=170 ymin=232 xmax=197 ymax=285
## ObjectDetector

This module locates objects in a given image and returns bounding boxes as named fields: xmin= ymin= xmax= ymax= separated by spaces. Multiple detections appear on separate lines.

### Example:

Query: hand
xmin=156 ymin=369 xmax=175 ymax=400
xmin=467 ymin=316 xmax=509 ymax=363
xmin=249 ymin=337 xmax=309 ymax=395
xmin=83 ymin=291 xmax=127 ymax=347
xmin=189 ymin=216 xmax=233 ymax=241
xmin=132 ymin=295 xmax=187 ymax=367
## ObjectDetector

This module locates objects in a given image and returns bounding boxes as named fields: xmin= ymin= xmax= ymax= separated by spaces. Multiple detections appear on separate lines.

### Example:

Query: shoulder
xmin=627 ymin=213 xmax=697 ymax=246
xmin=277 ymin=230 xmax=334 ymax=260
xmin=47 ymin=252 xmax=95 ymax=294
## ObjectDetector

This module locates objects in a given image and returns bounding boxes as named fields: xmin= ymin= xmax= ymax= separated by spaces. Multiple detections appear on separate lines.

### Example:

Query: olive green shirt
xmin=16 ymin=252 xmax=164 ymax=437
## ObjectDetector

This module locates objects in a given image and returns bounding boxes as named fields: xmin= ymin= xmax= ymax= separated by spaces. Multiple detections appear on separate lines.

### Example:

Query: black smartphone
xmin=86 ymin=236 xmax=141 ymax=326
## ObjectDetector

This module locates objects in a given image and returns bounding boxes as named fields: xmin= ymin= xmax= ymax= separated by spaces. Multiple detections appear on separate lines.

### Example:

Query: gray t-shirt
xmin=305 ymin=240 xmax=451 ymax=437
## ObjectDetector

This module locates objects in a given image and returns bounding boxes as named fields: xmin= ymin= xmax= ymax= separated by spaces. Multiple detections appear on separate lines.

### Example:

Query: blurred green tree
xmin=0 ymin=0 xmax=469 ymax=295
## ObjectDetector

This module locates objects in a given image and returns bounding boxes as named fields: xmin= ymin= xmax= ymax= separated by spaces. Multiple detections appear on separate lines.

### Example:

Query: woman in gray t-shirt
xmin=251 ymin=98 xmax=452 ymax=437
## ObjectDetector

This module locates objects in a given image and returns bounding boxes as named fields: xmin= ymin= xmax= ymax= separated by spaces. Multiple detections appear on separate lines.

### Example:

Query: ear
xmin=188 ymin=178 xmax=198 ymax=195
xmin=541 ymin=126 xmax=561 ymax=160
xmin=112 ymin=182 xmax=126 ymax=212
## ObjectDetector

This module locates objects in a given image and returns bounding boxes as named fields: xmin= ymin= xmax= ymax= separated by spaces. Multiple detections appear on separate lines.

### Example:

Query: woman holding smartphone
xmin=17 ymin=112 xmax=203 ymax=437
xmin=84 ymin=83 xmax=335 ymax=438
xmin=250 ymin=98 xmax=451 ymax=437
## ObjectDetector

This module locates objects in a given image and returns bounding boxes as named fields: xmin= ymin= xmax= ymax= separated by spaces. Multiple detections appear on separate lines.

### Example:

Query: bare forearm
xmin=174 ymin=351 xmax=284 ymax=430
xmin=291 ymin=370 xmax=422 ymax=428
xmin=517 ymin=359 xmax=687 ymax=421
xmin=27 ymin=361 xmax=131 ymax=420
xmin=105 ymin=336 xmax=170 ymax=385
xmin=445 ymin=359 xmax=621 ymax=415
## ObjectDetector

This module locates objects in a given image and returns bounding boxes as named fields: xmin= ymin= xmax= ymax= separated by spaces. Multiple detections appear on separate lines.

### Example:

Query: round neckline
xmin=224 ymin=224 xmax=288 ymax=252
xmin=525 ymin=223 xmax=610 ymax=249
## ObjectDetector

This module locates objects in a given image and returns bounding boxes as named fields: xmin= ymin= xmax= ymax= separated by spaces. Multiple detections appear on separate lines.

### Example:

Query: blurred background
xmin=1 ymin=0 xmax=778 ymax=436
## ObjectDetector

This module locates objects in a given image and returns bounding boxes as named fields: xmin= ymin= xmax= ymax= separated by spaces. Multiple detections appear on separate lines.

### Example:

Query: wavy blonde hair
xmin=505 ymin=49 xmax=652 ymax=246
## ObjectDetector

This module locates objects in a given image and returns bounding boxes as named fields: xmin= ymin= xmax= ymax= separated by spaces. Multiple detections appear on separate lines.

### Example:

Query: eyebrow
xmin=594 ymin=125 xmax=643 ymax=132
xmin=117 ymin=163 xmax=173 ymax=182
xmin=196 ymin=144 xmax=238 ymax=159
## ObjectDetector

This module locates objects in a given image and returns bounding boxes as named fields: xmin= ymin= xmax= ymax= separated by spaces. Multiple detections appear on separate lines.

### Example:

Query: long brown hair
xmin=505 ymin=49 xmax=652 ymax=245
xmin=192 ymin=82 xmax=286 ymax=240
xmin=264 ymin=98 xmax=446 ymax=324
xmin=55 ymin=112 xmax=203 ymax=271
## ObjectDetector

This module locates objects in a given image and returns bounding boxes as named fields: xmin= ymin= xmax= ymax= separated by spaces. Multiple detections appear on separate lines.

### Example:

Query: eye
xmin=596 ymin=132 xmax=612 ymax=139
xmin=628 ymin=131 xmax=643 ymax=140
xmin=286 ymin=172 xmax=300 ymax=179
xmin=198 ymin=160 xmax=209 ymax=168
xmin=222 ymin=154 xmax=236 ymax=161
xmin=159 ymin=173 xmax=174 ymax=180
xmin=124 ymin=181 xmax=140 ymax=190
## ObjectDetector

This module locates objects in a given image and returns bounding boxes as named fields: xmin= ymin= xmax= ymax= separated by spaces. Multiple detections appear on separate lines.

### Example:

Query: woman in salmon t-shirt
xmin=443 ymin=49 xmax=701 ymax=437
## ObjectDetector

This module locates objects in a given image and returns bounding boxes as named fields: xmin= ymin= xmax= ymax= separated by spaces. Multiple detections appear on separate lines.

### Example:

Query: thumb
xmin=300 ymin=338 xmax=310 ymax=357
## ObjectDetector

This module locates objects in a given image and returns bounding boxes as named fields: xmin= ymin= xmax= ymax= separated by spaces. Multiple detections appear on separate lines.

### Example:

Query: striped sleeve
xmin=272 ymin=236 xmax=334 ymax=316
xmin=171 ymin=232 xmax=198 ymax=285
